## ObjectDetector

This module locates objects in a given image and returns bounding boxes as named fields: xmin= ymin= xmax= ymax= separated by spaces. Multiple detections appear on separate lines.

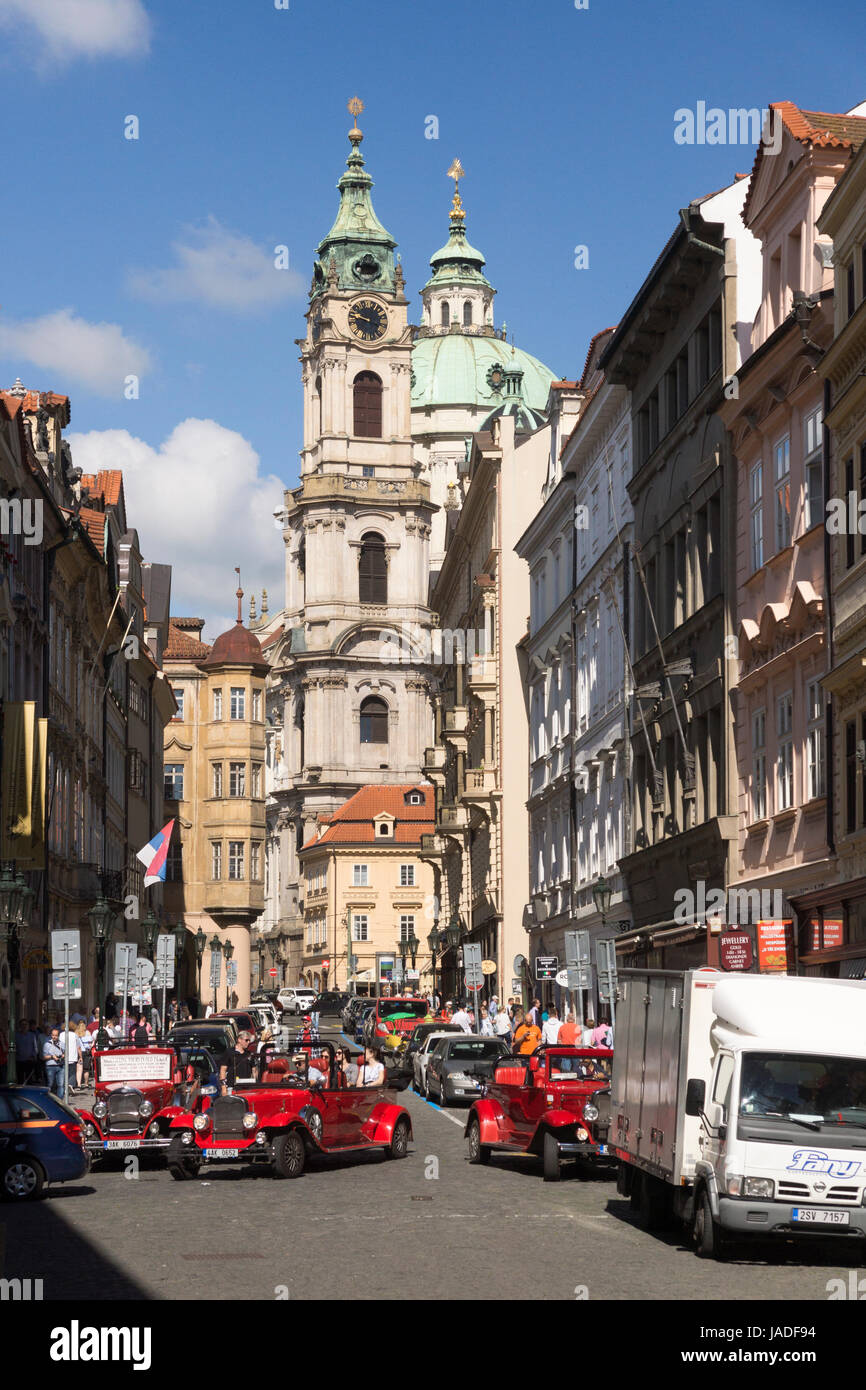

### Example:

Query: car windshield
xmin=447 ymin=1041 xmax=505 ymax=1060
xmin=739 ymin=1052 xmax=866 ymax=1126
xmin=380 ymin=1001 xmax=427 ymax=1021
xmin=169 ymin=1029 xmax=231 ymax=1051
xmin=549 ymin=1056 xmax=612 ymax=1080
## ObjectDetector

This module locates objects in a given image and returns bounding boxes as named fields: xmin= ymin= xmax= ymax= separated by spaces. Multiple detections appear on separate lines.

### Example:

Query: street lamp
xmin=223 ymin=938 xmax=234 ymax=1010
xmin=140 ymin=909 xmax=159 ymax=960
xmin=427 ymin=926 xmax=440 ymax=1004
xmin=173 ymin=920 xmax=187 ymax=1023
xmin=209 ymin=934 xmax=222 ymax=1013
xmin=87 ymin=895 xmax=117 ymax=1049
xmin=592 ymin=875 xmax=613 ymax=928
xmin=194 ymin=927 xmax=206 ymax=1011
xmin=0 ymin=867 xmax=26 ymax=1083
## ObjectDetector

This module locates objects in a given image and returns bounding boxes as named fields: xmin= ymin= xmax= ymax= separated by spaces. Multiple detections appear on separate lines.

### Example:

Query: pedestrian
xmin=74 ymin=1019 xmax=89 ymax=1088
xmin=42 ymin=1027 xmax=64 ymax=1095
xmin=15 ymin=1018 xmax=38 ymax=1083
xmin=479 ymin=1003 xmax=495 ymax=1037
xmin=451 ymin=1000 xmax=473 ymax=1033
xmin=58 ymin=1022 xmax=82 ymax=1093
xmin=559 ymin=1012 xmax=579 ymax=1045
xmin=130 ymin=1014 xmax=151 ymax=1048
xmin=513 ymin=1009 xmax=542 ymax=1055
xmin=526 ymin=997 xmax=542 ymax=1027
xmin=78 ymin=1020 xmax=94 ymax=1086
xmin=488 ymin=996 xmax=498 ymax=1019
xmin=542 ymin=1005 xmax=562 ymax=1046
xmin=582 ymin=1015 xmax=598 ymax=1047
xmin=86 ymin=1007 xmax=102 ymax=1037
xmin=593 ymin=1018 xmax=614 ymax=1048
xmin=494 ymin=1005 xmax=512 ymax=1040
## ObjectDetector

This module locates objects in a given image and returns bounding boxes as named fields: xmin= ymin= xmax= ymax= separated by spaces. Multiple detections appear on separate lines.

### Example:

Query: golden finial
xmin=348 ymin=96 xmax=364 ymax=143
xmin=447 ymin=158 xmax=466 ymax=222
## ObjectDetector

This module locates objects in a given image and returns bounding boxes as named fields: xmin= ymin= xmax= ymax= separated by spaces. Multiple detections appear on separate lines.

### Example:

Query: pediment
xmin=165 ymin=735 xmax=193 ymax=752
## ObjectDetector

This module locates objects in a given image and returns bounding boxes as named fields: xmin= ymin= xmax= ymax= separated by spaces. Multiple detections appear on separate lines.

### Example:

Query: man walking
xmin=451 ymin=1000 xmax=473 ymax=1033
xmin=542 ymin=1005 xmax=562 ymax=1046
xmin=42 ymin=1028 xmax=64 ymax=1095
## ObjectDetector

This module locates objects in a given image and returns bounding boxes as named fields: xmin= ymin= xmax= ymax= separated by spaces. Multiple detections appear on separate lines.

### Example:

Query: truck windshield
xmin=739 ymin=1052 xmax=866 ymax=1126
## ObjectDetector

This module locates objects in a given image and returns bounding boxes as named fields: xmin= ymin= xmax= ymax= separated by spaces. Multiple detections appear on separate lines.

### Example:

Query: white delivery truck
xmin=611 ymin=967 xmax=866 ymax=1259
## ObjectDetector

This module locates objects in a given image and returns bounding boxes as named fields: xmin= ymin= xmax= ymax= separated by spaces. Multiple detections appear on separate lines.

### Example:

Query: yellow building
xmin=298 ymin=784 xmax=437 ymax=996
xmin=163 ymin=594 xmax=267 ymax=1009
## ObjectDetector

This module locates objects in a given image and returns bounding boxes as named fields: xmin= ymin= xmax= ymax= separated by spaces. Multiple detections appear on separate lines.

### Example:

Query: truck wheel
xmin=467 ymin=1118 xmax=490 ymax=1165
xmin=694 ymin=1188 xmax=725 ymax=1259
xmin=167 ymin=1134 xmax=201 ymax=1182
xmin=386 ymin=1118 xmax=409 ymax=1160
xmin=543 ymin=1131 xmax=561 ymax=1182
xmin=273 ymin=1129 xmax=305 ymax=1179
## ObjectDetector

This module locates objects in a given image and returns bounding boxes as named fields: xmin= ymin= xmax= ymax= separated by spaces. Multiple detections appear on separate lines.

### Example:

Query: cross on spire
xmin=348 ymin=96 xmax=364 ymax=145
xmin=447 ymin=158 xmax=466 ymax=223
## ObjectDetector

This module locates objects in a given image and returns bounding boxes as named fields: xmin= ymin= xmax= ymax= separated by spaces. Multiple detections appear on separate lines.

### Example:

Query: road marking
xmin=410 ymin=1094 xmax=464 ymax=1127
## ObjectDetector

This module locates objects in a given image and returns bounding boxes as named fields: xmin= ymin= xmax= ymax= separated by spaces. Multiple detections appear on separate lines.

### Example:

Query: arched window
xmin=441 ymin=301 xmax=450 ymax=328
xmin=314 ymin=375 xmax=322 ymax=439
xmin=353 ymin=371 xmax=382 ymax=437
xmin=463 ymin=300 xmax=472 ymax=326
xmin=359 ymin=532 xmax=387 ymax=604
xmin=360 ymin=696 xmax=389 ymax=745
xmin=294 ymin=695 xmax=305 ymax=770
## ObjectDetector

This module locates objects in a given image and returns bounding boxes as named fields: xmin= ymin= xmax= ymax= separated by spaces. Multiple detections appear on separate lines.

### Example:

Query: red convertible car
xmin=465 ymin=1046 xmax=614 ymax=1181
xmin=167 ymin=1042 xmax=412 ymax=1180
xmin=77 ymin=1047 xmax=203 ymax=1158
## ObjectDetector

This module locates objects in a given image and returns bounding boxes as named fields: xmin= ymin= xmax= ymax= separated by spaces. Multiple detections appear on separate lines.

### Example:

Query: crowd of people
xmin=419 ymin=994 xmax=614 ymax=1053
xmin=6 ymin=1001 xmax=195 ymax=1093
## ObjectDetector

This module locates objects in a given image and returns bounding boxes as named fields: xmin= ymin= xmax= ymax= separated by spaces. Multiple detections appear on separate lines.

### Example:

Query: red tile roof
xmin=743 ymin=101 xmax=866 ymax=224
xmin=165 ymin=620 xmax=211 ymax=660
xmin=300 ymin=783 xmax=435 ymax=850
xmin=81 ymin=469 xmax=124 ymax=510
xmin=77 ymin=507 xmax=107 ymax=555
xmin=15 ymin=389 xmax=71 ymax=425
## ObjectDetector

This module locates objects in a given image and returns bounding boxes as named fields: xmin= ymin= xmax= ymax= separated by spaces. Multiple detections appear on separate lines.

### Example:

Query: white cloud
xmin=0 ymin=0 xmax=151 ymax=62
xmin=0 ymin=308 xmax=151 ymax=397
xmin=128 ymin=217 xmax=305 ymax=312
xmin=67 ymin=418 xmax=284 ymax=639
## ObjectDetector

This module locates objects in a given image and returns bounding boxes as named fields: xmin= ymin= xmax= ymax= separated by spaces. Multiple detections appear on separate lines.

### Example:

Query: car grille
xmin=777 ymin=1180 xmax=861 ymax=1204
xmin=211 ymin=1096 xmax=248 ymax=1139
xmin=107 ymin=1090 xmax=143 ymax=1133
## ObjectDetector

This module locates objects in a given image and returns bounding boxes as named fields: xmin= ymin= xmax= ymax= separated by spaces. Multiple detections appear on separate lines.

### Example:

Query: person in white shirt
xmin=357 ymin=1045 xmax=385 ymax=1087
xmin=451 ymin=1004 xmax=473 ymax=1034
xmin=479 ymin=1004 xmax=495 ymax=1037
xmin=542 ymin=1006 xmax=562 ymax=1046
xmin=494 ymin=1007 xmax=512 ymax=1039
xmin=58 ymin=1027 xmax=82 ymax=1093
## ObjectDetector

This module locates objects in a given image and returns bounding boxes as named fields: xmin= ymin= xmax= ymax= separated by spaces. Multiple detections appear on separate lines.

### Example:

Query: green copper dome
xmin=312 ymin=124 xmax=397 ymax=299
xmin=411 ymin=335 xmax=557 ymax=418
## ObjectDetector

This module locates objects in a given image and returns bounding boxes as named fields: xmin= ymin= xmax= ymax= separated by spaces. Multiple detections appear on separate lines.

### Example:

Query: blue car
xmin=0 ymin=1085 xmax=90 ymax=1202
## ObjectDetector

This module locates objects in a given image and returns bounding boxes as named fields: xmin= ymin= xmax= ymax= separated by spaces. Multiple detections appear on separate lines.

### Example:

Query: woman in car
xmin=356 ymin=1045 xmax=385 ymax=1088
xmin=335 ymin=1046 xmax=359 ymax=1086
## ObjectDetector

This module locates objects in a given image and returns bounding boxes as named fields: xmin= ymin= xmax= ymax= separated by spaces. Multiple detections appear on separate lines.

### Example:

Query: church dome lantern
xmin=311 ymin=98 xmax=399 ymax=300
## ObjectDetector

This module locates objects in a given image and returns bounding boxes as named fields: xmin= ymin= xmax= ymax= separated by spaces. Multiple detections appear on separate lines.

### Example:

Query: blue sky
xmin=0 ymin=0 xmax=863 ymax=635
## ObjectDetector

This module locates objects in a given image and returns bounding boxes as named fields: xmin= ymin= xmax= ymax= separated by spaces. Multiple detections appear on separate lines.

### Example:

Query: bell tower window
xmin=441 ymin=301 xmax=450 ymax=328
xmin=463 ymin=301 xmax=472 ymax=327
xmin=359 ymin=532 xmax=387 ymax=604
xmin=353 ymin=371 xmax=382 ymax=438
xmin=360 ymin=696 xmax=389 ymax=745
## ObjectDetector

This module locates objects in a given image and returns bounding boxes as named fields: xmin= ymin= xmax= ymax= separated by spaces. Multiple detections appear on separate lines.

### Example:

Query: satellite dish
xmin=513 ymin=954 xmax=527 ymax=975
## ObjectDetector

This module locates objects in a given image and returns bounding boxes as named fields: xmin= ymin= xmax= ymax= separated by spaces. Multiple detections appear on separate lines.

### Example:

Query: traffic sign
xmin=467 ymin=981 xmax=483 ymax=992
xmin=481 ymin=960 xmax=496 ymax=976
xmin=209 ymin=952 xmax=222 ymax=988
xmin=52 ymin=971 xmax=81 ymax=999
xmin=156 ymin=934 xmax=174 ymax=965
xmin=226 ymin=961 xmax=238 ymax=988
xmin=153 ymin=965 xmax=175 ymax=989
xmin=132 ymin=957 xmax=155 ymax=985
xmin=463 ymin=942 xmax=483 ymax=988
xmin=268 ymin=967 xmax=278 ymax=977
xmin=51 ymin=930 xmax=81 ymax=970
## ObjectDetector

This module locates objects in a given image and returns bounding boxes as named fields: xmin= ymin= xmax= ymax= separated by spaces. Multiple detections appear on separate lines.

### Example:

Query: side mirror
xmin=685 ymin=1078 xmax=706 ymax=1117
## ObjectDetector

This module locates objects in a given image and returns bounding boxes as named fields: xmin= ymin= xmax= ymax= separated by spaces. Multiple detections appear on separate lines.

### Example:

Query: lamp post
xmin=592 ymin=874 xmax=613 ymax=1025
xmin=194 ymin=927 xmax=206 ymax=1012
xmin=140 ymin=909 xmax=159 ymax=961
xmin=223 ymin=938 xmax=234 ymax=1010
xmin=173 ymin=921 xmax=187 ymax=1024
xmin=0 ymin=867 xmax=26 ymax=1083
xmin=426 ymin=926 xmax=440 ymax=1005
xmin=209 ymin=934 xmax=222 ymax=1014
xmin=406 ymin=932 xmax=419 ymax=994
xmin=87 ymin=895 xmax=117 ymax=1051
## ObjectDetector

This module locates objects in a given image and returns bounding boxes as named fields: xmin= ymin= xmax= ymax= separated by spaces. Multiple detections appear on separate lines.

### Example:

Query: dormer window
xmin=405 ymin=790 xmax=423 ymax=806
xmin=373 ymin=813 xmax=395 ymax=839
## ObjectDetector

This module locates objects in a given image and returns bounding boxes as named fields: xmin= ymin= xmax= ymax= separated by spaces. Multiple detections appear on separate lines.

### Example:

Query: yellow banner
xmin=1 ymin=701 xmax=34 ymax=855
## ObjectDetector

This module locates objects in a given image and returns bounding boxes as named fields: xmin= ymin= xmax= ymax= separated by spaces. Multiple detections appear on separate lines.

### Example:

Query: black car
xmin=425 ymin=1036 xmax=511 ymax=1107
xmin=165 ymin=1021 xmax=238 ymax=1056
xmin=313 ymin=990 xmax=349 ymax=1017
xmin=341 ymin=995 xmax=370 ymax=1032
xmin=385 ymin=1022 xmax=462 ymax=1089
xmin=251 ymin=989 xmax=282 ymax=1012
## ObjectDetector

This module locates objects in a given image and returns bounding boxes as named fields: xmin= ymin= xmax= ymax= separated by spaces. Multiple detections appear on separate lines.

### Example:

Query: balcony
xmin=419 ymin=832 xmax=447 ymax=859
xmin=467 ymin=653 xmax=497 ymax=693
xmin=438 ymin=803 xmax=470 ymax=831
xmin=463 ymin=766 xmax=497 ymax=800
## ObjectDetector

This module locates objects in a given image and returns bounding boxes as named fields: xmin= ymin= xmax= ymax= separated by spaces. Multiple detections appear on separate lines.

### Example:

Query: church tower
xmin=268 ymin=102 xmax=437 ymax=964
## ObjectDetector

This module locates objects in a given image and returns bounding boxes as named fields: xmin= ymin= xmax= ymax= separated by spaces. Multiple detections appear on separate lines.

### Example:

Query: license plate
xmin=104 ymin=1139 xmax=140 ymax=1150
xmin=204 ymin=1148 xmax=239 ymax=1159
xmin=597 ymin=1144 xmax=608 ymax=1155
xmin=792 ymin=1208 xmax=849 ymax=1225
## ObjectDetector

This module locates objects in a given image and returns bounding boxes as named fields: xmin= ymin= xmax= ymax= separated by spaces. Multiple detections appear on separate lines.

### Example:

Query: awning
xmin=348 ymin=970 xmax=374 ymax=983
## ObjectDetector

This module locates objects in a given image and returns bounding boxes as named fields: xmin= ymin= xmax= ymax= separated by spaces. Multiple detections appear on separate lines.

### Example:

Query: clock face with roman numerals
xmin=348 ymin=298 xmax=388 ymax=342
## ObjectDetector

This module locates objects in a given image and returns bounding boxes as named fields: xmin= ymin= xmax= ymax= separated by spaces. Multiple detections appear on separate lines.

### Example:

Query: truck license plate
xmin=792 ymin=1208 xmax=849 ymax=1225
xmin=204 ymin=1148 xmax=239 ymax=1159
xmin=104 ymin=1139 xmax=140 ymax=1150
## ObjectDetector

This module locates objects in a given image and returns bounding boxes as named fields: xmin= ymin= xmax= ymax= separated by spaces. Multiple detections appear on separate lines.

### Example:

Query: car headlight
xmin=93 ymin=1101 xmax=108 ymax=1119
xmin=242 ymin=1112 xmax=258 ymax=1130
xmin=744 ymin=1176 xmax=774 ymax=1199
xmin=726 ymin=1174 xmax=744 ymax=1196
xmin=148 ymin=1121 xmax=161 ymax=1137
xmin=193 ymin=1114 xmax=210 ymax=1132
xmin=139 ymin=1100 xmax=154 ymax=1118
xmin=583 ymin=1102 xmax=599 ymax=1122
xmin=576 ymin=1127 xmax=589 ymax=1142
xmin=84 ymin=1122 xmax=97 ymax=1138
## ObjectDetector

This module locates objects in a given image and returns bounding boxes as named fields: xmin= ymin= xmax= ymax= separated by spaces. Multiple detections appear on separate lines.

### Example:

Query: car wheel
xmin=386 ymin=1118 xmax=410 ymax=1160
xmin=467 ymin=1118 xmax=490 ymax=1165
xmin=425 ymin=1073 xmax=433 ymax=1102
xmin=167 ymin=1134 xmax=201 ymax=1182
xmin=542 ymin=1131 xmax=561 ymax=1182
xmin=438 ymin=1078 xmax=448 ymax=1108
xmin=1 ymin=1156 xmax=45 ymax=1202
xmin=273 ymin=1129 xmax=306 ymax=1179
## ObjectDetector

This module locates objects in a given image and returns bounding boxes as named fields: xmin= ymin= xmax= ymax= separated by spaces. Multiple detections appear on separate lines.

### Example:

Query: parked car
xmin=424 ymin=1035 xmax=511 ymax=1107
xmin=312 ymin=990 xmax=348 ymax=1017
xmin=363 ymin=997 xmax=430 ymax=1046
xmin=167 ymin=1042 xmax=412 ymax=1180
xmin=341 ymin=995 xmax=370 ymax=1033
xmin=277 ymin=987 xmax=317 ymax=1015
xmin=251 ymin=989 xmax=282 ymax=1012
xmin=76 ymin=1046 xmax=202 ymax=1159
xmin=411 ymin=1026 xmax=464 ymax=1093
xmin=246 ymin=1003 xmax=281 ymax=1034
xmin=354 ymin=1002 xmax=378 ymax=1044
xmin=211 ymin=1010 xmax=260 ymax=1038
xmin=465 ymin=1046 xmax=614 ymax=1181
xmin=165 ymin=1021 xmax=238 ymax=1056
xmin=0 ymin=1085 xmax=89 ymax=1201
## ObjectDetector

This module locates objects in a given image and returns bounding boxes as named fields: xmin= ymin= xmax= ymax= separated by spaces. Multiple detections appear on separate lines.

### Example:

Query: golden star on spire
xmin=348 ymin=96 xmax=364 ymax=143
xmin=447 ymin=158 xmax=466 ymax=222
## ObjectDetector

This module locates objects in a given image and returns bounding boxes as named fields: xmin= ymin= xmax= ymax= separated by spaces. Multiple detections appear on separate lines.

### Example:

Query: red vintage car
xmin=77 ymin=1047 xmax=203 ymax=1158
xmin=465 ymin=1046 xmax=614 ymax=1181
xmin=166 ymin=1042 xmax=412 ymax=1180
